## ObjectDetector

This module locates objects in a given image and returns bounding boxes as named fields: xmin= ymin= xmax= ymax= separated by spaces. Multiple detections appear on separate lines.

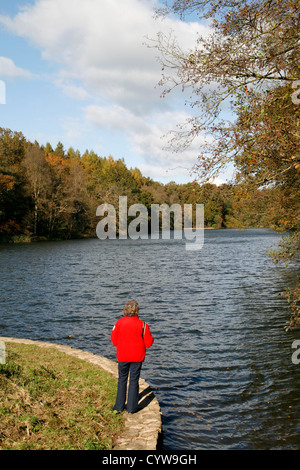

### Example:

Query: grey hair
xmin=123 ymin=300 xmax=139 ymax=316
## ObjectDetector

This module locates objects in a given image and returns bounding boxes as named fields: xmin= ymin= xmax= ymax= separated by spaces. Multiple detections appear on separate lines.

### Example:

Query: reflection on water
xmin=0 ymin=229 xmax=299 ymax=449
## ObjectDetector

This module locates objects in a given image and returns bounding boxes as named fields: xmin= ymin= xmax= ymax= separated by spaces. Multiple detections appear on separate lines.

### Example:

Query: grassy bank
xmin=0 ymin=342 xmax=124 ymax=450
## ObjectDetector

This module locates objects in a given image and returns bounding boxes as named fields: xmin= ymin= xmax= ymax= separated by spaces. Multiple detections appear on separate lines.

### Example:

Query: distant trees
xmin=0 ymin=133 xmax=92 ymax=240
xmin=0 ymin=126 xmax=289 ymax=242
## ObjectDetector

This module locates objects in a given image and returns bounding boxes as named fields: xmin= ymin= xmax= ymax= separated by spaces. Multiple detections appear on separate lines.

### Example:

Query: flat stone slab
xmin=0 ymin=336 xmax=162 ymax=451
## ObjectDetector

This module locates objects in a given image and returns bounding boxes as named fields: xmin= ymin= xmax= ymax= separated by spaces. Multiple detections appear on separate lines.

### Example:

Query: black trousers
xmin=113 ymin=361 xmax=142 ymax=413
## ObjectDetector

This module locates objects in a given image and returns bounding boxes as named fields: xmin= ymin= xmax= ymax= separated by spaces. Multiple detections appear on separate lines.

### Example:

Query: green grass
xmin=0 ymin=342 xmax=124 ymax=450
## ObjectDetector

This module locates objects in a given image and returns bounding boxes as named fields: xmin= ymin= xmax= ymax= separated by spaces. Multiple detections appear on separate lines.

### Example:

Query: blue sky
xmin=0 ymin=0 xmax=229 ymax=184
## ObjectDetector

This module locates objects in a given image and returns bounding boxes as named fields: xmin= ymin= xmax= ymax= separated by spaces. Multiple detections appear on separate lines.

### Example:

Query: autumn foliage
xmin=154 ymin=0 xmax=299 ymax=327
xmin=0 ymin=126 xmax=298 ymax=327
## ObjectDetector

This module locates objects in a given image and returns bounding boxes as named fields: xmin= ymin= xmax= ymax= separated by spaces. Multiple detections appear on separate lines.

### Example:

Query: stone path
xmin=0 ymin=336 xmax=162 ymax=451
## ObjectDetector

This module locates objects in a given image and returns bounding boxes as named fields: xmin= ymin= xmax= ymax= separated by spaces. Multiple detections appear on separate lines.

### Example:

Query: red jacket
xmin=111 ymin=316 xmax=154 ymax=362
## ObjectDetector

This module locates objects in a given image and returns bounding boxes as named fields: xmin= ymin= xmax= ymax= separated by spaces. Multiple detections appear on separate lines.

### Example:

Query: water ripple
xmin=0 ymin=229 xmax=299 ymax=449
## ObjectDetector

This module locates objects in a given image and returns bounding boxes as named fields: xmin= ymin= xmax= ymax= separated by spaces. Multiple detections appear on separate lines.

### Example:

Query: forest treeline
xmin=0 ymin=127 xmax=289 ymax=243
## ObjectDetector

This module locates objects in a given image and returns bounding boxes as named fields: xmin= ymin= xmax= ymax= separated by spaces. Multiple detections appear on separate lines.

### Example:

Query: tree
xmin=54 ymin=141 xmax=65 ymax=158
xmin=63 ymin=158 xmax=93 ymax=237
xmin=22 ymin=142 xmax=52 ymax=236
xmin=44 ymin=153 xmax=71 ymax=237
xmin=67 ymin=147 xmax=81 ymax=159
xmin=154 ymin=0 xmax=300 ymax=328
xmin=43 ymin=142 xmax=53 ymax=154
xmin=153 ymin=0 xmax=300 ymax=181
xmin=0 ymin=128 xmax=27 ymax=237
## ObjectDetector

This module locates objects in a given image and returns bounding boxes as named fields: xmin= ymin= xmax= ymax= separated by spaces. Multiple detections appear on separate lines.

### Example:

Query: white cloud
xmin=85 ymin=103 xmax=208 ymax=179
xmin=0 ymin=56 xmax=33 ymax=78
xmin=0 ymin=0 xmax=213 ymax=182
xmin=0 ymin=0 xmax=205 ymax=112
xmin=55 ymin=77 xmax=90 ymax=101
xmin=138 ymin=162 xmax=192 ymax=182
xmin=85 ymin=104 xmax=148 ymax=134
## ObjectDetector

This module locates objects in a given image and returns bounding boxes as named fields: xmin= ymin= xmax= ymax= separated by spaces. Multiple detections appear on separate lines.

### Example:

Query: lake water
xmin=0 ymin=228 xmax=299 ymax=450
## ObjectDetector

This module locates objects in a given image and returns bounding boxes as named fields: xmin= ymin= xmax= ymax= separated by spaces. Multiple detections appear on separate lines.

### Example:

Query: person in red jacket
xmin=111 ymin=300 xmax=154 ymax=413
